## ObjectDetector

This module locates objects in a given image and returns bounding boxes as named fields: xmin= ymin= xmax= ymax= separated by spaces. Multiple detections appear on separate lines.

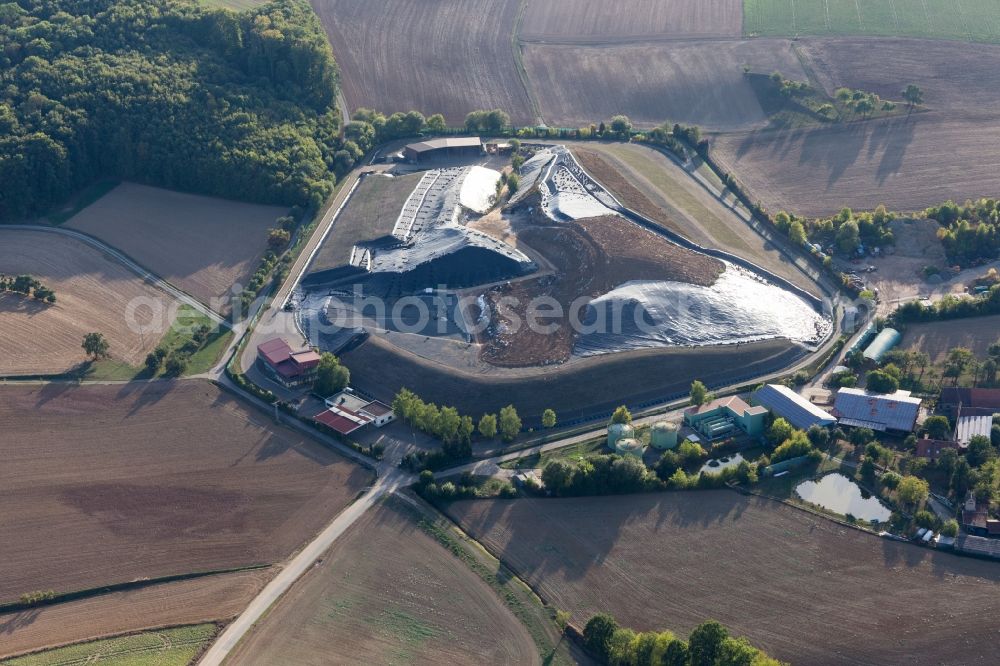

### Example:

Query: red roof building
xmin=312 ymin=389 xmax=395 ymax=436
xmin=915 ymin=438 xmax=959 ymax=461
xmin=940 ymin=388 xmax=1000 ymax=417
xmin=256 ymin=338 xmax=321 ymax=388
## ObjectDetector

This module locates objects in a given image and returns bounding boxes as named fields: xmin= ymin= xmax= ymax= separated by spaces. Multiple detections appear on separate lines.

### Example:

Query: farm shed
xmin=684 ymin=395 xmax=767 ymax=440
xmin=956 ymin=415 xmax=994 ymax=445
xmin=404 ymin=137 xmax=483 ymax=163
xmin=752 ymin=384 xmax=836 ymax=430
xmin=832 ymin=387 xmax=921 ymax=433
xmin=862 ymin=327 xmax=901 ymax=363
xmin=939 ymin=387 xmax=1000 ymax=418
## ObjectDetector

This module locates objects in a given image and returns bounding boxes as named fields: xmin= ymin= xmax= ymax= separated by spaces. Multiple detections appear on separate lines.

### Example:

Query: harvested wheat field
xmin=228 ymin=500 xmax=538 ymax=665
xmin=520 ymin=0 xmax=742 ymax=41
xmin=311 ymin=0 xmax=535 ymax=125
xmin=524 ymin=39 xmax=802 ymax=129
xmin=0 ymin=380 xmax=371 ymax=605
xmin=66 ymin=182 xmax=286 ymax=310
xmin=0 ymin=569 xmax=269 ymax=659
xmin=0 ymin=229 xmax=180 ymax=376
xmin=800 ymin=37 xmax=1000 ymax=118
xmin=901 ymin=315 xmax=1000 ymax=363
xmin=712 ymin=114 xmax=1000 ymax=217
xmin=570 ymin=143 xmax=816 ymax=292
xmin=449 ymin=492 xmax=1000 ymax=665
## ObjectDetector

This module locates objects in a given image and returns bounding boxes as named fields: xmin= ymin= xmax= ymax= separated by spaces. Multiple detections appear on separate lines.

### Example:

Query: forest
xmin=0 ymin=0 xmax=346 ymax=218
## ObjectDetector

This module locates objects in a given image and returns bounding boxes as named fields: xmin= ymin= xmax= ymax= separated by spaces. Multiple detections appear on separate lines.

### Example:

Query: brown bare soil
xmin=482 ymin=211 xmax=723 ymax=366
xmin=309 ymin=172 xmax=421 ymax=274
xmin=572 ymin=145 xmax=816 ymax=293
xmin=341 ymin=333 xmax=802 ymax=425
xmin=228 ymin=500 xmax=538 ymax=665
xmin=520 ymin=0 xmax=742 ymax=41
xmin=524 ymin=39 xmax=804 ymax=130
xmin=0 ymin=569 xmax=270 ymax=659
xmin=901 ymin=315 xmax=1000 ymax=363
xmin=0 ymin=230 xmax=180 ymax=376
xmin=448 ymin=491 xmax=1000 ymax=665
xmin=711 ymin=114 xmax=1000 ymax=218
xmin=0 ymin=380 xmax=371 ymax=605
xmin=310 ymin=0 xmax=535 ymax=125
xmin=66 ymin=182 xmax=286 ymax=310
xmin=800 ymin=37 xmax=1000 ymax=119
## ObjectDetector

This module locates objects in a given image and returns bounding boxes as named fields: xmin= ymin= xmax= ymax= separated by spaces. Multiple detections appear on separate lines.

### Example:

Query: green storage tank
xmin=614 ymin=437 xmax=646 ymax=459
xmin=650 ymin=421 xmax=679 ymax=450
xmin=607 ymin=422 xmax=635 ymax=449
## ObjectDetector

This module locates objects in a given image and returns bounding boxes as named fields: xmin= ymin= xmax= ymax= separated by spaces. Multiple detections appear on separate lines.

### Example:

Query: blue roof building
xmin=752 ymin=384 xmax=837 ymax=430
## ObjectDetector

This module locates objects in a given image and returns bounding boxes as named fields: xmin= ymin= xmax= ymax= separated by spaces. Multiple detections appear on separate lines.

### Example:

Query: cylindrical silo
xmin=607 ymin=422 xmax=636 ymax=449
xmin=650 ymin=421 xmax=679 ymax=450
xmin=614 ymin=437 xmax=646 ymax=459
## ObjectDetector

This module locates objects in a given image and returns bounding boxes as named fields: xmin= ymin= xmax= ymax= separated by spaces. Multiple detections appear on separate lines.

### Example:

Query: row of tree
xmin=1 ymin=0 xmax=350 ymax=219
xmin=583 ymin=614 xmax=780 ymax=666
xmin=0 ymin=274 xmax=55 ymax=303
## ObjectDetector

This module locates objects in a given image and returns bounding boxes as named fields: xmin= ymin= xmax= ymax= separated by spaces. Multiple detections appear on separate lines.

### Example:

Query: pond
xmin=700 ymin=453 xmax=745 ymax=474
xmin=794 ymin=473 xmax=891 ymax=523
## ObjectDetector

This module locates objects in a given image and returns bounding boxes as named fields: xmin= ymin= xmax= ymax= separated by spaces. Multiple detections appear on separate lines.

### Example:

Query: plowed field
xmin=449 ymin=491 xmax=1000 ymax=665
xmin=0 ymin=381 xmax=371 ymax=605
xmin=227 ymin=501 xmax=538 ymax=665
xmin=712 ymin=114 xmax=1000 ymax=217
xmin=310 ymin=0 xmax=535 ymax=124
xmin=0 ymin=229 xmax=180 ymax=376
xmin=523 ymin=39 xmax=803 ymax=130
xmin=67 ymin=182 xmax=285 ymax=310
xmin=520 ymin=0 xmax=742 ymax=41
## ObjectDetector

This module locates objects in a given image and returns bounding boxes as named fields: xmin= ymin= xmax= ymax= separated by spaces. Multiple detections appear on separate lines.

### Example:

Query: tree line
xmin=582 ymin=614 xmax=781 ymax=666
xmin=0 ymin=0 xmax=348 ymax=219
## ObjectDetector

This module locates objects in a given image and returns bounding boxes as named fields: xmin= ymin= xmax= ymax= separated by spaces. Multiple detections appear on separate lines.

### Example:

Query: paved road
xmin=0 ymin=225 xmax=228 ymax=328
xmin=197 ymin=467 xmax=411 ymax=666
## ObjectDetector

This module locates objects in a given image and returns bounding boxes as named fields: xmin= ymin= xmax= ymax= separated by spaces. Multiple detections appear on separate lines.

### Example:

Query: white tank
xmin=614 ymin=437 xmax=646 ymax=458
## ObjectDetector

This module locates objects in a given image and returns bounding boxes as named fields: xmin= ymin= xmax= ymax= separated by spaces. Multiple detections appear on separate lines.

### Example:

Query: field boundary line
xmin=511 ymin=0 xmax=542 ymax=125
xmin=824 ymin=0 xmax=831 ymax=31
xmin=853 ymin=0 xmax=864 ymax=32
xmin=0 ymin=564 xmax=270 ymax=616
xmin=954 ymin=0 xmax=973 ymax=42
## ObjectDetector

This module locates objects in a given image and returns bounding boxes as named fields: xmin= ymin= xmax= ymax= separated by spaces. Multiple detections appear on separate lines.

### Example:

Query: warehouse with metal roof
xmin=403 ymin=137 xmax=483 ymax=163
xmin=752 ymin=384 xmax=837 ymax=430
xmin=832 ymin=387 xmax=921 ymax=433
xmin=862 ymin=327 xmax=901 ymax=363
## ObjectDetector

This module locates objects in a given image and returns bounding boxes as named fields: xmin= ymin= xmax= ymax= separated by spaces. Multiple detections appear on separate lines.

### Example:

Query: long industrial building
xmin=832 ymin=387 xmax=921 ymax=433
xmin=752 ymin=384 xmax=837 ymax=430
xmin=403 ymin=137 xmax=483 ymax=163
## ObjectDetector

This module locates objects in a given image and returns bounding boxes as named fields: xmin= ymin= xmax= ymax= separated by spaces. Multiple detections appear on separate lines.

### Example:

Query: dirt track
xmin=449 ymin=491 xmax=1000 ymax=665
xmin=67 ymin=182 xmax=285 ymax=310
xmin=311 ymin=0 xmax=535 ymax=125
xmin=227 ymin=501 xmax=538 ymax=665
xmin=520 ymin=0 xmax=741 ymax=41
xmin=0 ymin=569 xmax=269 ymax=659
xmin=0 ymin=229 xmax=179 ymax=375
xmin=712 ymin=113 xmax=1000 ymax=217
xmin=523 ymin=39 xmax=803 ymax=130
xmin=0 ymin=380 xmax=371 ymax=604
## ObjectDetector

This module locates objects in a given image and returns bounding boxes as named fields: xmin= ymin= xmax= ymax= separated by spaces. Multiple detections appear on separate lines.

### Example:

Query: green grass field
xmin=744 ymin=0 xmax=1000 ymax=42
xmin=1 ymin=624 xmax=217 ymax=666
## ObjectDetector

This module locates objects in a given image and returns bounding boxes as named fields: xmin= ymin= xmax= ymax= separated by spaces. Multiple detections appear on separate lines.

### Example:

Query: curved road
xmin=0 ymin=224 xmax=227 ymax=328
